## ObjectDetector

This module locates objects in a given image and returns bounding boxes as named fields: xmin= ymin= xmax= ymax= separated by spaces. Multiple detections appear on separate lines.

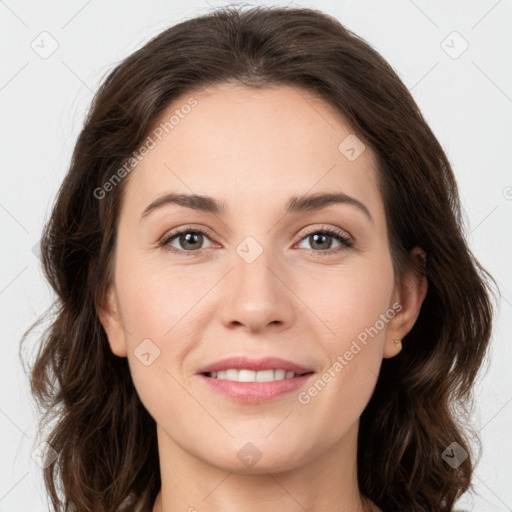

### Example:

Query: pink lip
xmin=196 ymin=356 xmax=313 ymax=375
xmin=196 ymin=356 xmax=315 ymax=404
xmin=198 ymin=373 xmax=315 ymax=403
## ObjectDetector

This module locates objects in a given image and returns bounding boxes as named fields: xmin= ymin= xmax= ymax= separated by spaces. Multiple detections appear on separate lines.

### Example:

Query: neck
xmin=152 ymin=421 xmax=379 ymax=512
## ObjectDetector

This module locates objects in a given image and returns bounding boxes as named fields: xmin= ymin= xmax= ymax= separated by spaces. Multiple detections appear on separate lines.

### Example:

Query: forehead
xmin=122 ymin=83 xmax=383 ymax=223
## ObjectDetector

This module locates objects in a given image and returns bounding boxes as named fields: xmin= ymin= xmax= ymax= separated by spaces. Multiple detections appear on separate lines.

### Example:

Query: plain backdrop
xmin=1 ymin=0 xmax=511 ymax=510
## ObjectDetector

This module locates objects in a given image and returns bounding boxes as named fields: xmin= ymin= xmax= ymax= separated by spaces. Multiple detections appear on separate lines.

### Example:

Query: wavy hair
xmin=21 ymin=5 xmax=497 ymax=511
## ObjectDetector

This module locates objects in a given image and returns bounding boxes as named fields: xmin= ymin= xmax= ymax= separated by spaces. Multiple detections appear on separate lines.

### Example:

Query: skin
xmin=99 ymin=83 xmax=427 ymax=512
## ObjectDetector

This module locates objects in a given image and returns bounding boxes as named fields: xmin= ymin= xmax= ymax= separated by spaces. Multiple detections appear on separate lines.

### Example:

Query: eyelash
xmin=159 ymin=224 xmax=354 ymax=257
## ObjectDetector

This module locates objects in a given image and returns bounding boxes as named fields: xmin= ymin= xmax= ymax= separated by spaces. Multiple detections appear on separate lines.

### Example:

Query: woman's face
xmin=100 ymin=83 xmax=425 ymax=474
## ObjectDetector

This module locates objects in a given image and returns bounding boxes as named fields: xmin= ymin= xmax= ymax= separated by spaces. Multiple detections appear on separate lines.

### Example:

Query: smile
xmin=204 ymin=369 xmax=308 ymax=382
xmin=199 ymin=372 xmax=315 ymax=403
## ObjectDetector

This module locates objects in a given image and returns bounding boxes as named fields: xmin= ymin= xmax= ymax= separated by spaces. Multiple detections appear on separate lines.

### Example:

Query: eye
xmin=160 ymin=225 xmax=215 ymax=255
xmin=296 ymin=226 xmax=353 ymax=255
xmin=159 ymin=225 xmax=353 ymax=256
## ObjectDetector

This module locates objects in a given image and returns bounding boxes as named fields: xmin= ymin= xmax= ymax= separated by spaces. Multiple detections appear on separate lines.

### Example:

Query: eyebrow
xmin=140 ymin=191 xmax=373 ymax=223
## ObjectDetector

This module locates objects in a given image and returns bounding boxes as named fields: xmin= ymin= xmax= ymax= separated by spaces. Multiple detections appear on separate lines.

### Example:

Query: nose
xmin=218 ymin=245 xmax=296 ymax=334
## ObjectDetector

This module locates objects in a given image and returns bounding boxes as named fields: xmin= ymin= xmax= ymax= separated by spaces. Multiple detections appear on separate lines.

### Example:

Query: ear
xmin=97 ymin=285 xmax=128 ymax=357
xmin=383 ymin=247 xmax=428 ymax=358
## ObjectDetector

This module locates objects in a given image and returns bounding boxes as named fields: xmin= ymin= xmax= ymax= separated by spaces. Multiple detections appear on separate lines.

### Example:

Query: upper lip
xmin=197 ymin=356 xmax=314 ymax=375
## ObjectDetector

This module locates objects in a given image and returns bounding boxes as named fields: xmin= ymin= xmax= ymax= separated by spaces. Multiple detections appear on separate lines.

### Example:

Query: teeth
xmin=207 ymin=369 xmax=299 ymax=382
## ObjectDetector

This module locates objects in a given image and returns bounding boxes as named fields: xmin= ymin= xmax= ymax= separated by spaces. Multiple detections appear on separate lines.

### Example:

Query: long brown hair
xmin=20 ymin=5 xmax=497 ymax=511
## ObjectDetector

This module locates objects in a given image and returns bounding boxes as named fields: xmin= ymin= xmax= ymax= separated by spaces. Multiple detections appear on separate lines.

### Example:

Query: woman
xmin=22 ymin=5 xmax=496 ymax=511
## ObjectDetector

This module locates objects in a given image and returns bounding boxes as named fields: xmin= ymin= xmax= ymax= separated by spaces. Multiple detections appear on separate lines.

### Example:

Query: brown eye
xmin=161 ymin=227 xmax=214 ymax=254
xmin=177 ymin=231 xmax=204 ymax=251
xmin=297 ymin=227 xmax=353 ymax=254
xmin=307 ymin=233 xmax=335 ymax=250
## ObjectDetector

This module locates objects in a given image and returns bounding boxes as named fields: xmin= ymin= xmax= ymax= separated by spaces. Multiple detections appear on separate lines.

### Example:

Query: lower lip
xmin=197 ymin=373 xmax=315 ymax=403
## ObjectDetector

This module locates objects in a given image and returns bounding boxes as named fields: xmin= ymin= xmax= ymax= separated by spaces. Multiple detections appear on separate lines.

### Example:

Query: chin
xmin=198 ymin=438 xmax=308 ymax=475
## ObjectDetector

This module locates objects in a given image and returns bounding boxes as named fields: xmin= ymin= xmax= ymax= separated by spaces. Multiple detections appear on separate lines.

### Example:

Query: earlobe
xmin=97 ymin=286 xmax=128 ymax=357
xmin=383 ymin=247 xmax=428 ymax=359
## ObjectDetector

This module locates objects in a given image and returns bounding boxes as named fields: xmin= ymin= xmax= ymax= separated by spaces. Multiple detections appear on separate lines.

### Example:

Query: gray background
xmin=1 ymin=0 xmax=511 ymax=510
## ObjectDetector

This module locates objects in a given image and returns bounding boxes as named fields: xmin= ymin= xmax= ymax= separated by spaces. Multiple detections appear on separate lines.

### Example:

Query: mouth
xmin=202 ymin=368 xmax=314 ymax=382
xmin=196 ymin=356 xmax=315 ymax=402
xmin=197 ymin=355 xmax=314 ymax=381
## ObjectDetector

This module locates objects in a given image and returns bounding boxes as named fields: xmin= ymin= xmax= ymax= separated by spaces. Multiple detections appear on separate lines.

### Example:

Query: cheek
xmin=299 ymin=253 xmax=394 ymax=408
xmin=114 ymin=256 xmax=209 ymax=416
xmin=116 ymin=252 xmax=202 ymax=342
xmin=306 ymin=253 xmax=395 ymax=345
xmin=297 ymin=289 xmax=390 ymax=439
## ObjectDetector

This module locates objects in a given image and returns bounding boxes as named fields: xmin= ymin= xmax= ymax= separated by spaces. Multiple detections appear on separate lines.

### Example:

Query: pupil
xmin=311 ymin=233 xmax=331 ymax=250
xmin=182 ymin=232 xmax=202 ymax=250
